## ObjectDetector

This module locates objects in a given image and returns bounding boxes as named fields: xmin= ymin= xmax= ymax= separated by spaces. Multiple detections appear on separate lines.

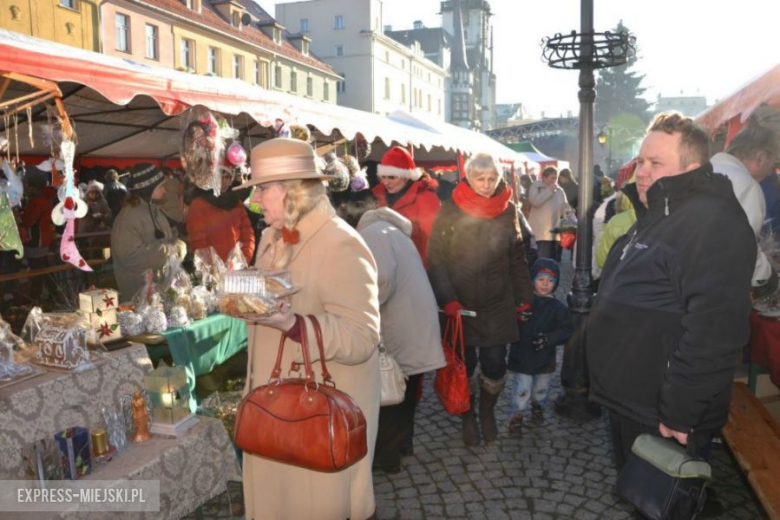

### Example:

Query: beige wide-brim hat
xmin=234 ymin=137 xmax=328 ymax=189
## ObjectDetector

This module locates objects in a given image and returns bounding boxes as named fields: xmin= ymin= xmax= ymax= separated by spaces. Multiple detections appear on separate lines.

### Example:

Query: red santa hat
xmin=378 ymin=146 xmax=422 ymax=181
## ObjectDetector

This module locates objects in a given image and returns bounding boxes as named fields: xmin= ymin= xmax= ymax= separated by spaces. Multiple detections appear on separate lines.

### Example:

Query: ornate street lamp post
xmin=542 ymin=0 xmax=635 ymax=417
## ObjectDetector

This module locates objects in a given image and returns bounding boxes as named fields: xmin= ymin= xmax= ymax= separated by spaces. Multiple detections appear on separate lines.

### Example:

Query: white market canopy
xmin=387 ymin=110 xmax=532 ymax=166
xmin=0 ymin=29 xmax=511 ymax=160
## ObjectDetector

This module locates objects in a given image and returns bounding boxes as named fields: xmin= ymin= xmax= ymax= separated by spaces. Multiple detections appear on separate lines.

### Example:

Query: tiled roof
xmin=138 ymin=0 xmax=337 ymax=76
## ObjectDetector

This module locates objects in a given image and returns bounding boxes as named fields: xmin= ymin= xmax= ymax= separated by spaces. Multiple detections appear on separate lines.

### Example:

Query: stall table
xmin=140 ymin=313 xmax=248 ymax=410
xmin=0 ymin=344 xmax=241 ymax=519
xmin=749 ymin=310 xmax=780 ymax=390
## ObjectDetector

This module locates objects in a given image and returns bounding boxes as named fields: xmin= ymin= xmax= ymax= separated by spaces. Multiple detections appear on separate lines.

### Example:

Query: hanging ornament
xmin=273 ymin=118 xmax=290 ymax=138
xmin=352 ymin=133 xmax=371 ymax=160
xmin=52 ymin=139 xmax=92 ymax=272
xmin=289 ymin=124 xmax=311 ymax=143
xmin=0 ymin=192 xmax=23 ymax=259
xmin=226 ymin=141 xmax=247 ymax=167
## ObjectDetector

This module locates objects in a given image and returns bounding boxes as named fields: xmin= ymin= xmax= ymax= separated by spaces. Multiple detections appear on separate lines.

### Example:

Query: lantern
xmin=143 ymin=361 xmax=191 ymax=425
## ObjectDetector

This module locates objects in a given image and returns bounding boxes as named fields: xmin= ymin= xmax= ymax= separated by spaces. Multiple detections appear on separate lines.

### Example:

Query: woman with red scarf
xmin=372 ymin=146 xmax=440 ymax=264
xmin=427 ymin=153 xmax=534 ymax=446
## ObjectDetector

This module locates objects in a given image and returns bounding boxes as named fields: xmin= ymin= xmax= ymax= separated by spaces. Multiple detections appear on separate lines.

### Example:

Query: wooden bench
xmin=722 ymin=382 xmax=780 ymax=520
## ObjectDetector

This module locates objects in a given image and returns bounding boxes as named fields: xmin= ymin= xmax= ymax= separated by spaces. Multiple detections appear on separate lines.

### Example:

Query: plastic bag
xmin=193 ymin=246 xmax=226 ymax=290
xmin=161 ymin=255 xmax=193 ymax=314
xmin=0 ymin=315 xmax=35 ymax=381
xmin=225 ymin=242 xmax=248 ymax=272
xmin=131 ymin=270 xmax=164 ymax=312
xmin=198 ymin=390 xmax=243 ymax=439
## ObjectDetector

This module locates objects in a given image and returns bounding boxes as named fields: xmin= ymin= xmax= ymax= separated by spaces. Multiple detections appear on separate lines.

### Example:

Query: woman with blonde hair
xmin=236 ymin=138 xmax=381 ymax=520
xmin=427 ymin=152 xmax=534 ymax=446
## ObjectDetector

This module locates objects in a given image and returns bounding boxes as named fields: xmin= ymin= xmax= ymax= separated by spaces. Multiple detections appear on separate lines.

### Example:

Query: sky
xmin=258 ymin=0 xmax=780 ymax=119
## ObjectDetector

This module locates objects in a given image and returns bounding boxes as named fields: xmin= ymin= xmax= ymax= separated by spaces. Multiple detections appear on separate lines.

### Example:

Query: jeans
xmin=464 ymin=344 xmax=507 ymax=380
xmin=508 ymin=372 xmax=552 ymax=416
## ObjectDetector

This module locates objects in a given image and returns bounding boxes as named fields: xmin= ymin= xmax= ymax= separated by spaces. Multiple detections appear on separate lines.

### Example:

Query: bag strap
xmin=446 ymin=315 xmax=465 ymax=359
xmin=271 ymin=317 xmax=315 ymax=382
xmin=308 ymin=315 xmax=336 ymax=386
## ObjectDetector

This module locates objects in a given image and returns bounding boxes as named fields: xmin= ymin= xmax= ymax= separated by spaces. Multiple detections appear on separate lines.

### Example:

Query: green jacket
xmin=596 ymin=207 xmax=636 ymax=270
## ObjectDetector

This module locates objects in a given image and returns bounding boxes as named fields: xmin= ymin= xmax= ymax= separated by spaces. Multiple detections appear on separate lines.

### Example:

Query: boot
xmin=461 ymin=410 xmax=480 ymax=447
xmin=479 ymin=374 xmax=506 ymax=444
xmin=461 ymin=374 xmax=481 ymax=447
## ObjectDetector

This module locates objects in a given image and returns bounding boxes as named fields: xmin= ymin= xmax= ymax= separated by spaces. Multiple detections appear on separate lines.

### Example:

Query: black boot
xmin=479 ymin=375 xmax=506 ymax=444
xmin=461 ymin=410 xmax=480 ymax=447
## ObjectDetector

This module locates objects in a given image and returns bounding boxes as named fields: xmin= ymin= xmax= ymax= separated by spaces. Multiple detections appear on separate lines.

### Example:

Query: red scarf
xmin=452 ymin=181 xmax=512 ymax=219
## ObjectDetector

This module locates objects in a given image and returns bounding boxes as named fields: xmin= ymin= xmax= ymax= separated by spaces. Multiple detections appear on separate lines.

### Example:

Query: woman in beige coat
xmin=527 ymin=166 xmax=569 ymax=261
xmin=237 ymin=138 xmax=381 ymax=520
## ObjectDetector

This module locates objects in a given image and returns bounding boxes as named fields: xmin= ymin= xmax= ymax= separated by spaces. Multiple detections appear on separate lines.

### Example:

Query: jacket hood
xmin=357 ymin=207 xmax=413 ymax=237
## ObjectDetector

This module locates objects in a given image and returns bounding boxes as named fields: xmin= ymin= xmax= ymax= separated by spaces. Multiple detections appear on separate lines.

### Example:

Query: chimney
xmin=413 ymin=20 xmax=424 ymax=29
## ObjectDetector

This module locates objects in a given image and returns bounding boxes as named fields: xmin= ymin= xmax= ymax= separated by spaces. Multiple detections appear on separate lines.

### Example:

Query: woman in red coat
xmin=371 ymin=147 xmax=441 ymax=264
xmin=186 ymin=169 xmax=255 ymax=262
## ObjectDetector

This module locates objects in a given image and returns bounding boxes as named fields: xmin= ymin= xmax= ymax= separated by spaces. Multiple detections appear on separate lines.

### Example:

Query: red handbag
xmin=234 ymin=315 xmax=368 ymax=472
xmin=434 ymin=315 xmax=471 ymax=414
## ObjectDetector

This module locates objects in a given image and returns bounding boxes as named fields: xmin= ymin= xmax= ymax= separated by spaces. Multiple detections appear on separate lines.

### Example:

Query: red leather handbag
xmin=434 ymin=315 xmax=471 ymax=414
xmin=234 ymin=315 xmax=368 ymax=472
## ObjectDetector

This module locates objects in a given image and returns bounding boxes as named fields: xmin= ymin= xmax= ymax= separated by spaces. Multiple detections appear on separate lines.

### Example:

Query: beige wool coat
xmin=527 ymin=179 xmax=569 ymax=241
xmin=242 ymin=201 xmax=381 ymax=520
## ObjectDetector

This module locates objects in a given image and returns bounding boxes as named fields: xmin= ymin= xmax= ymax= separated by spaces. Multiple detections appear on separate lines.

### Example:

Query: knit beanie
xmin=531 ymin=258 xmax=561 ymax=291
xmin=126 ymin=163 xmax=165 ymax=202
xmin=378 ymin=146 xmax=422 ymax=181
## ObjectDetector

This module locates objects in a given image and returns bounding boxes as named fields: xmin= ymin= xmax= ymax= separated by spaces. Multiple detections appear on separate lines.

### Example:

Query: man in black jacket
xmin=586 ymin=112 xmax=757 ymax=470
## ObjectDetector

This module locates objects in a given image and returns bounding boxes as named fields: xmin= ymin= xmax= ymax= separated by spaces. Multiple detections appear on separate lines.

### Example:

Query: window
xmin=384 ymin=78 xmax=390 ymax=100
xmin=401 ymin=85 xmax=406 ymax=104
xmin=337 ymin=74 xmax=346 ymax=93
xmin=307 ymin=77 xmax=313 ymax=97
xmin=427 ymin=94 xmax=431 ymax=112
xmin=302 ymin=41 xmax=309 ymax=56
xmin=438 ymin=98 xmax=442 ymax=115
xmin=208 ymin=47 xmax=220 ymax=75
xmin=290 ymin=71 xmax=297 ymax=92
xmin=259 ymin=61 xmax=269 ymax=87
xmin=385 ymin=51 xmax=389 ymax=63
xmin=324 ymin=82 xmax=330 ymax=101
xmin=402 ymin=61 xmax=406 ymax=70
xmin=300 ymin=18 xmax=309 ymax=32
xmin=115 ymin=13 xmax=129 ymax=52
xmin=254 ymin=61 xmax=260 ymax=85
xmin=334 ymin=45 xmax=344 ymax=57
xmin=273 ymin=28 xmax=281 ymax=44
xmin=59 ymin=0 xmax=76 ymax=9
xmin=334 ymin=15 xmax=344 ymax=29
xmin=234 ymin=55 xmax=243 ymax=79
xmin=145 ymin=24 xmax=158 ymax=60
xmin=181 ymin=38 xmax=194 ymax=69
xmin=274 ymin=65 xmax=282 ymax=88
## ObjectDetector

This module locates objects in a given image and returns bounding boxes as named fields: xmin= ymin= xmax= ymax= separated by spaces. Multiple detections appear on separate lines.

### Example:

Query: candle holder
xmin=143 ymin=361 xmax=198 ymax=436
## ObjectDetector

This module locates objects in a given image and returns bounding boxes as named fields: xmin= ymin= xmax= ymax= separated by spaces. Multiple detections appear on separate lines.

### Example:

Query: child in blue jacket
xmin=507 ymin=258 xmax=574 ymax=435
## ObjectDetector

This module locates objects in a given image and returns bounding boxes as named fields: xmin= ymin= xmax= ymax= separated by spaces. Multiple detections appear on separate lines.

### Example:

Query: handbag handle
xmin=270 ymin=316 xmax=316 ymax=383
xmin=445 ymin=315 xmax=465 ymax=359
xmin=308 ymin=315 xmax=336 ymax=387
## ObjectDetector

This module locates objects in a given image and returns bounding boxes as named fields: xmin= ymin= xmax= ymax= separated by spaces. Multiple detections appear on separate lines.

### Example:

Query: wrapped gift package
xmin=22 ymin=438 xmax=64 ymax=482
xmin=54 ymin=427 xmax=92 ymax=480
xmin=79 ymin=288 xmax=119 ymax=314
xmin=86 ymin=308 xmax=122 ymax=342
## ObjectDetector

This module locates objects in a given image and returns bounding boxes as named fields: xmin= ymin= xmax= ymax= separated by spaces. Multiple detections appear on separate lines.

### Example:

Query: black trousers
xmin=464 ymin=344 xmax=507 ymax=380
xmin=537 ymin=240 xmax=562 ymax=262
xmin=609 ymin=411 xmax=714 ymax=472
xmin=374 ymin=373 xmax=423 ymax=469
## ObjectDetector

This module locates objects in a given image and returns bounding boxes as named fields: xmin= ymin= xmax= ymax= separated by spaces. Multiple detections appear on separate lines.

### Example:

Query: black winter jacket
xmin=508 ymin=294 xmax=574 ymax=375
xmin=427 ymin=193 xmax=534 ymax=346
xmin=586 ymin=163 xmax=756 ymax=433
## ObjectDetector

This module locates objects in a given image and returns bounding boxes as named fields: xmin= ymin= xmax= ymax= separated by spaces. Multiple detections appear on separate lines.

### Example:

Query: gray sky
xmin=259 ymin=0 xmax=780 ymax=118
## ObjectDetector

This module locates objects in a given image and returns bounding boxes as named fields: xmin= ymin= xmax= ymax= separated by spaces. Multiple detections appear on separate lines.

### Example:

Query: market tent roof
xmin=696 ymin=64 xmax=780 ymax=132
xmin=387 ymin=110 xmax=528 ymax=165
xmin=504 ymin=142 xmax=559 ymax=165
xmin=0 ymin=30 xmax=458 ymax=157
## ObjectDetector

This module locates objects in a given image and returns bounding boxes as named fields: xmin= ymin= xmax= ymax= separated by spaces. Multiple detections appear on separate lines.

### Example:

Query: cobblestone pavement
xmin=186 ymin=253 xmax=767 ymax=519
